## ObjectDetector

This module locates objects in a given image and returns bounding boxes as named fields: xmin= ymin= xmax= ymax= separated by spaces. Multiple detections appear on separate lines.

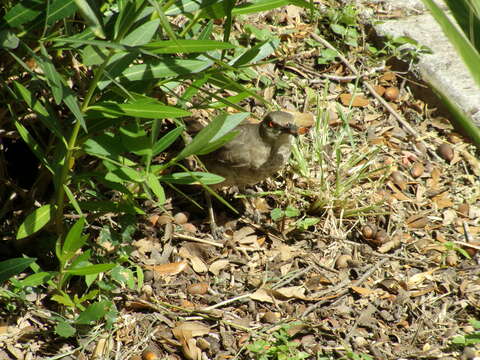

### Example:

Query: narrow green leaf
xmin=77 ymin=201 xmax=140 ymax=214
xmin=146 ymin=173 xmax=166 ymax=204
xmin=142 ymin=40 xmax=234 ymax=54
xmin=63 ymin=88 xmax=87 ymax=132
xmin=200 ymin=0 xmax=289 ymax=18
xmin=3 ymin=0 xmax=44 ymax=27
xmin=176 ymin=112 xmax=248 ymax=161
xmin=64 ymin=185 xmax=84 ymax=217
xmin=16 ymin=205 xmax=52 ymax=240
xmin=95 ymin=19 xmax=161 ymax=89
xmin=165 ymin=0 xmax=220 ymax=16
xmin=443 ymin=0 xmax=480 ymax=51
xmin=73 ymin=0 xmax=105 ymax=39
xmin=135 ymin=265 xmax=144 ymax=291
xmin=421 ymin=0 xmax=480 ymax=87
xmin=119 ymin=59 xmax=211 ymax=81
xmin=196 ymin=131 xmax=237 ymax=155
xmin=47 ymin=0 xmax=77 ymax=25
xmin=233 ymin=0 xmax=290 ymax=15
xmin=107 ymin=166 xmax=143 ymax=183
xmin=52 ymin=37 xmax=128 ymax=50
xmin=64 ymin=263 xmax=116 ymax=276
xmin=159 ymin=171 xmax=225 ymax=185
xmin=88 ymin=101 xmax=190 ymax=119
xmin=0 ymin=258 xmax=36 ymax=283
xmin=13 ymin=81 xmax=65 ymax=142
xmin=38 ymin=44 xmax=64 ymax=105
xmin=153 ymin=126 xmax=185 ymax=156
xmin=148 ymin=0 xmax=178 ymax=41
xmin=232 ymin=38 xmax=280 ymax=66
xmin=61 ymin=218 xmax=87 ymax=262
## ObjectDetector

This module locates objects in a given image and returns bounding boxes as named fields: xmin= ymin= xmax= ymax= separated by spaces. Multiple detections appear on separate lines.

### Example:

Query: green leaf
xmin=159 ymin=171 xmax=225 ymax=185
xmin=111 ymin=266 xmax=135 ymax=289
xmin=135 ymin=265 xmax=144 ymax=291
xmin=443 ymin=0 xmax=480 ymax=51
xmin=107 ymin=166 xmax=143 ymax=183
xmin=51 ymin=293 xmax=76 ymax=307
xmin=38 ymin=45 xmax=64 ymax=105
xmin=78 ymin=200 xmax=141 ymax=215
xmin=63 ymin=88 xmax=87 ymax=132
xmin=0 ymin=29 xmax=19 ymax=49
xmin=81 ymin=45 xmax=110 ymax=67
xmin=61 ymin=218 xmax=87 ymax=262
xmin=3 ymin=0 xmax=44 ymax=27
xmin=17 ymin=205 xmax=52 ymax=240
xmin=232 ymin=38 xmax=280 ymax=66
xmin=270 ymin=208 xmax=284 ymax=221
xmin=88 ymin=100 xmax=190 ymax=119
xmin=73 ymin=0 xmax=105 ymax=39
xmin=0 ymin=258 xmax=36 ymax=283
xmin=142 ymin=40 xmax=234 ymax=54
xmin=47 ymin=0 xmax=77 ymax=25
xmin=75 ymin=300 xmax=112 ymax=324
xmin=52 ymin=37 xmax=128 ymax=50
xmin=470 ymin=319 xmax=480 ymax=329
xmin=83 ymin=132 xmax=125 ymax=159
xmin=16 ymin=272 xmax=53 ymax=287
xmin=201 ymin=0 xmax=289 ymax=18
xmin=233 ymin=0 xmax=290 ymax=14
xmin=146 ymin=173 xmax=166 ymax=204
xmin=95 ymin=19 xmax=161 ymax=88
xmin=153 ymin=126 xmax=185 ymax=156
xmin=13 ymin=81 xmax=65 ymax=142
xmin=119 ymin=123 xmax=151 ymax=156
xmin=176 ymin=112 xmax=248 ymax=161
xmin=64 ymin=263 xmax=115 ymax=276
xmin=330 ymin=23 xmax=346 ymax=35
xmin=165 ymin=0 xmax=220 ymax=16
xmin=285 ymin=206 xmax=300 ymax=218
xmin=421 ymin=0 xmax=480 ymax=87
xmin=119 ymin=59 xmax=210 ymax=82
xmin=196 ymin=131 xmax=237 ymax=155
xmin=55 ymin=321 xmax=76 ymax=338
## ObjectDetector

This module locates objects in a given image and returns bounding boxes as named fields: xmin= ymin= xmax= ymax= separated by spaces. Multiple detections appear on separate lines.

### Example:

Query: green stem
xmin=54 ymin=51 xmax=114 ymax=236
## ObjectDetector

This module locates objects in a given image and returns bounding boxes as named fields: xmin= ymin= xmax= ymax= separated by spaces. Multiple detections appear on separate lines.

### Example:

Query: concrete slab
xmin=366 ymin=0 xmax=480 ymax=125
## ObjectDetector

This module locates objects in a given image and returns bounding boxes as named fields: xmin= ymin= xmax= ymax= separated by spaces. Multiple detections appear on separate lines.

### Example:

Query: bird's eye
xmin=268 ymin=121 xmax=275 ymax=128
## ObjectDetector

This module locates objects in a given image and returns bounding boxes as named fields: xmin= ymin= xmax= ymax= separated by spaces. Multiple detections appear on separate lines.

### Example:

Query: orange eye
xmin=268 ymin=121 xmax=275 ymax=127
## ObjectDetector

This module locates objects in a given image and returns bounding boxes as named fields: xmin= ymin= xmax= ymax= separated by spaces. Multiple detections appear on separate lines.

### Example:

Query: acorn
xmin=410 ymin=162 xmax=424 ymax=178
xmin=384 ymin=87 xmax=400 ymax=101
xmin=437 ymin=143 xmax=454 ymax=163
xmin=361 ymin=224 xmax=377 ymax=239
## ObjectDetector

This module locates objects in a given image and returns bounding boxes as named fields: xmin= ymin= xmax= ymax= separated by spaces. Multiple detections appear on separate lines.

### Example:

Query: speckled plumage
xmin=200 ymin=111 xmax=299 ymax=188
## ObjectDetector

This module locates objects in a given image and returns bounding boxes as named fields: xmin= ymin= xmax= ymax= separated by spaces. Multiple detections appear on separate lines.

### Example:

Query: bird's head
xmin=259 ymin=111 xmax=299 ymax=143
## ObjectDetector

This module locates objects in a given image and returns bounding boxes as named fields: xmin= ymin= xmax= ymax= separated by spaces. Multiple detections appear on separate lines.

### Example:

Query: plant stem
xmin=54 ymin=52 xmax=114 ymax=236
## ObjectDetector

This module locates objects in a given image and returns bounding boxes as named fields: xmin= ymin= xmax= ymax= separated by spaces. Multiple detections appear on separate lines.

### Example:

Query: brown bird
xmin=199 ymin=111 xmax=310 ymax=237
xmin=199 ymin=111 xmax=301 ymax=188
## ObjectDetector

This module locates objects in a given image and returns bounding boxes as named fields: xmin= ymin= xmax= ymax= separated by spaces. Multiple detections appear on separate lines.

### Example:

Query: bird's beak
xmin=284 ymin=123 xmax=300 ymax=135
